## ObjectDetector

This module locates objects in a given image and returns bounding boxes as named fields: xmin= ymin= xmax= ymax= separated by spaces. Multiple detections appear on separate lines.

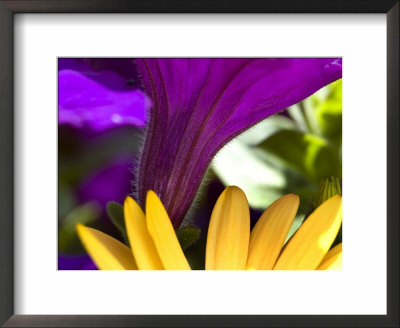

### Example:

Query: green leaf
xmin=176 ymin=226 xmax=201 ymax=250
xmin=314 ymin=176 xmax=342 ymax=208
xmin=212 ymin=139 xmax=287 ymax=209
xmin=237 ymin=115 xmax=297 ymax=146
xmin=58 ymin=202 xmax=100 ymax=253
xmin=58 ymin=126 xmax=142 ymax=184
xmin=315 ymin=79 xmax=342 ymax=142
xmin=257 ymin=129 xmax=341 ymax=184
xmin=182 ymin=232 xmax=207 ymax=270
xmin=107 ymin=201 xmax=128 ymax=244
xmin=58 ymin=181 xmax=76 ymax=219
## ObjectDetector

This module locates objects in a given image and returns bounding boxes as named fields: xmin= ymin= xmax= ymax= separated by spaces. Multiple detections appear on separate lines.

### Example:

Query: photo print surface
xmin=58 ymin=58 xmax=342 ymax=270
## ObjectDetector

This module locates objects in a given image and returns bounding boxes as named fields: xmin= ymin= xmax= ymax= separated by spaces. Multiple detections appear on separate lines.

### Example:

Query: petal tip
xmin=327 ymin=194 xmax=342 ymax=205
xmin=146 ymin=190 xmax=162 ymax=212
xmin=124 ymin=195 xmax=138 ymax=207
xmin=75 ymin=222 xmax=86 ymax=233
xmin=283 ymin=193 xmax=300 ymax=203
xmin=226 ymin=185 xmax=247 ymax=199
xmin=146 ymin=190 xmax=158 ymax=201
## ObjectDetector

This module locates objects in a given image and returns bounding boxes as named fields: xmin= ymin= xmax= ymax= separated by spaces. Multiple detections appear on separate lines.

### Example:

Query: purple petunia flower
xmin=58 ymin=253 xmax=97 ymax=270
xmin=134 ymin=58 xmax=342 ymax=228
xmin=58 ymin=58 xmax=150 ymax=131
xmin=77 ymin=157 xmax=133 ymax=208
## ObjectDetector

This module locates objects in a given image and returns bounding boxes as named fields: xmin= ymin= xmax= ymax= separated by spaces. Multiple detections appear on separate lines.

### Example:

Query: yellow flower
xmin=77 ymin=186 xmax=342 ymax=271
xmin=205 ymin=186 xmax=250 ymax=270
xmin=206 ymin=186 xmax=342 ymax=270
xmin=317 ymin=243 xmax=342 ymax=270
xmin=76 ymin=190 xmax=190 ymax=270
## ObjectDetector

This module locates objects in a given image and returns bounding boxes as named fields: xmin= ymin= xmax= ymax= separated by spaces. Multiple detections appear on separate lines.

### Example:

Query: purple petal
xmin=58 ymin=253 xmax=97 ymax=270
xmin=135 ymin=58 xmax=342 ymax=228
xmin=58 ymin=59 xmax=150 ymax=131
xmin=58 ymin=69 xmax=149 ymax=130
xmin=78 ymin=158 xmax=133 ymax=208
xmin=58 ymin=58 xmax=142 ymax=91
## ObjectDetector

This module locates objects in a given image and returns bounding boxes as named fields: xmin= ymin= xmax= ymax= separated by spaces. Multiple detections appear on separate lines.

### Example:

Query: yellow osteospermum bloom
xmin=206 ymin=186 xmax=342 ymax=270
xmin=77 ymin=186 xmax=342 ymax=270
xmin=77 ymin=190 xmax=190 ymax=270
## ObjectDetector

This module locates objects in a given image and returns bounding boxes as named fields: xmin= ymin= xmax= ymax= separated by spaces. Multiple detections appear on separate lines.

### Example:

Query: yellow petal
xmin=273 ymin=195 xmax=342 ymax=270
xmin=206 ymin=186 xmax=250 ymax=270
xmin=246 ymin=194 xmax=300 ymax=270
xmin=317 ymin=243 xmax=342 ymax=270
xmin=76 ymin=223 xmax=137 ymax=270
xmin=124 ymin=197 xmax=163 ymax=270
xmin=146 ymin=191 xmax=191 ymax=270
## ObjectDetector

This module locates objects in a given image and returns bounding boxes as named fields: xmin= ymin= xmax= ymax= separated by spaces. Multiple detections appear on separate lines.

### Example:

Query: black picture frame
xmin=0 ymin=1 xmax=398 ymax=327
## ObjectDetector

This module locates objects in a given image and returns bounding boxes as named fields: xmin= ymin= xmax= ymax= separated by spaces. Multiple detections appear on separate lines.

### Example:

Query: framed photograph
xmin=0 ymin=1 xmax=398 ymax=327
